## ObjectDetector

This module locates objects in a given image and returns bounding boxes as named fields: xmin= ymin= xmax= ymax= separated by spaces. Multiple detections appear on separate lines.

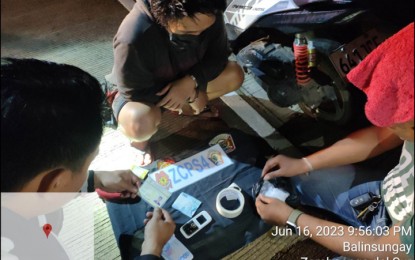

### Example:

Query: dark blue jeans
xmin=292 ymin=165 xmax=390 ymax=228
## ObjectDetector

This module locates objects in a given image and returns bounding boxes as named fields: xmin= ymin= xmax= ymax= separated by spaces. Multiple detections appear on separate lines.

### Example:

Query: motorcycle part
xmin=293 ymin=33 xmax=311 ymax=85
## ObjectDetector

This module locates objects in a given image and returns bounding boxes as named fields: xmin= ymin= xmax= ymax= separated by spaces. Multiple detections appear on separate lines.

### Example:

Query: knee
xmin=227 ymin=62 xmax=244 ymax=92
xmin=118 ymin=103 xmax=161 ymax=141
xmin=124 ymin=111 xmax=161 ymax=141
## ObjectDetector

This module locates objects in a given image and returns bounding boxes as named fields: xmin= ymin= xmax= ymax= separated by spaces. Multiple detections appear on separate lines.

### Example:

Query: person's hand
xmin=262 ymin=155 xmax=310 ymax=180
xmin=156 ymin=76 xmax=197 ymax=111
xmin=94 ymin=170 xmax=140 ymax=198
xmin=255 ymin=194 xmax=293 ymax=226
xmin=141 ymin=208 xmax=176 ymax=257
xmin=188 ymin=90 xmax=209 ymax=115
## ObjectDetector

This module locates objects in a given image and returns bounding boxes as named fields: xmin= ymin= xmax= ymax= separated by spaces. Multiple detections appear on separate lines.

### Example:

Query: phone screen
xmin=183 ymin=221 xmax=198 ymax=235
xmin=196 ymin=215 xmax=206 ymax=224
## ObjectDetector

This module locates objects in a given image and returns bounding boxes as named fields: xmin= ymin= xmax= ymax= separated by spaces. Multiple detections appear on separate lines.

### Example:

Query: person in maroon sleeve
xmin=108 ymin=0 xmax=244 ymax=165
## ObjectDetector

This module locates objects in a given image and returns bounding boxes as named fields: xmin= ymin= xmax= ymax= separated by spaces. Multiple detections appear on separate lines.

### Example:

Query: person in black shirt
xmin=109 ymin=0 xmax=244 ymax=165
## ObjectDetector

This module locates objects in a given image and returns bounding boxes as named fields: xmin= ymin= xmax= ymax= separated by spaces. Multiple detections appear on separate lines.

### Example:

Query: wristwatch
xmin=188 ymin=75 xmax=199 ymax=103
xmin=189 ymin=75 xmax=199 ymax=89
xmin=286 ymin=209 xmax=303 ymax=234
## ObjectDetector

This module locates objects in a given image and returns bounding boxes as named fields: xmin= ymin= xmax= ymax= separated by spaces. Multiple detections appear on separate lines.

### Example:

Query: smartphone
xmin=180 ymin=211 xmax=212 ymax=239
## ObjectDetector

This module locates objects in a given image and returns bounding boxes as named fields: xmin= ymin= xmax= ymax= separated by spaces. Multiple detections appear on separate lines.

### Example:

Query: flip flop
xmin=196 ymin=105 xmax=219 ymax=118
xmin=174 ymin=105 xmax=219 ymax=118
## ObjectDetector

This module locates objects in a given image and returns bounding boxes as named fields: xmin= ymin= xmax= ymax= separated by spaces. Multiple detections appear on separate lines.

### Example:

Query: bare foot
xmin=130 ymin=141 xmax=153 ymax=166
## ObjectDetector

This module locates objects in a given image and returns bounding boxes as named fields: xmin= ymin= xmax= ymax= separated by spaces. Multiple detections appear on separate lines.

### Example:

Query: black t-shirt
xmin=112 ymin=0 xmax=230 ymax=104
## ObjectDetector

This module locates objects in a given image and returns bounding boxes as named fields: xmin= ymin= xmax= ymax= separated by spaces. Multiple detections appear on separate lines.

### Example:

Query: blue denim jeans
xmin=291 ymin=165 xmax=390 ymax=228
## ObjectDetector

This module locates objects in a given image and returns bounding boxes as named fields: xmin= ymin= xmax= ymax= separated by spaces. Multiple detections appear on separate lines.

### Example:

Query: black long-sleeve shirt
xmin=112 ymin=0 xmax=230 ymax=104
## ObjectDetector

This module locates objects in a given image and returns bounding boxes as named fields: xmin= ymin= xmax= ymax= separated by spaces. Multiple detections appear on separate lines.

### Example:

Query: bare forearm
xmin=307 ymin=126 xmax=403 ymax=170
xmin=141 ymin=240 xmax=162 ymax=257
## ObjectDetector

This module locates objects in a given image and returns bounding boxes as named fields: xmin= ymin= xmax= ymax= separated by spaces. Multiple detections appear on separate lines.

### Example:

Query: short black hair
xmin=150 ymin=0 xmax=226 ymax=27
xmin=1 ymin=58 xmax=104 ymax=192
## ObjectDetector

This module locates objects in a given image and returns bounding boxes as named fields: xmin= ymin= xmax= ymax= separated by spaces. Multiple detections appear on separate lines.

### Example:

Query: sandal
xmin=196 ymin=105 xmax=219 ymax=118
xmin=175 ymin=105 xmax=219 ymax=118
